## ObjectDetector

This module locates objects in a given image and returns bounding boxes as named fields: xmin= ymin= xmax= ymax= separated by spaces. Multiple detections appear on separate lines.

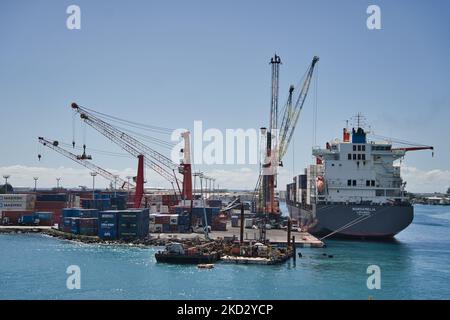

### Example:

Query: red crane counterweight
xmin=134 ymin=154 xmax=145 ymax=208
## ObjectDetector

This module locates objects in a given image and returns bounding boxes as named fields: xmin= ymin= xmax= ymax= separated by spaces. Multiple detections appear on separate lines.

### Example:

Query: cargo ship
xmin=286 ymin=118 xmax=432 ymax=239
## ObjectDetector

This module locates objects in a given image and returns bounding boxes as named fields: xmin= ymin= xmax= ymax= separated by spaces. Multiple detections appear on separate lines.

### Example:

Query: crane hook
xmin=38 ymin=154 xmax=41 ymax=161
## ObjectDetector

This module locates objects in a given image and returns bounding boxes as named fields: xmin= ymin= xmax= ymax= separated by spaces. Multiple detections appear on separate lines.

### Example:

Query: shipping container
xmin=169 ymin=214 xmax=178 ymax=225
xmin=98 ymin=211 xmax=119 ymax=240
xmin=81 ymin=198 xmax=111 ymax=211
xmin=71 ymin=218 xmax=80 ymax=234
xmin=19 ymin=214 xmax=37 ymax=225
xmin=0 ymin=194 xmax=36 ymax=211
xmin=34 ymin=212 xmax=53 ymax=226
xmin=118 ymin=209 xmax=149 ymax=239
xmin=231 ymin=215 xmax=240 ymax=228
xmin=1 ymin=210 xmax=34 ymax=225
xmin=244 ymin=218 xmax=254 ymax=229
xmin=207 ymin=199 xmax=222 ymax=208
xmin=152 ymin=224 xmax=163 ymax=233
xmin=36 ymin=194 xmax=67 ymax=202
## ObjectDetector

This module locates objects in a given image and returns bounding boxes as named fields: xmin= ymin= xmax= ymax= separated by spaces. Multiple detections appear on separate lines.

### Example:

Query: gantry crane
xmin=38 ymin=137 xmax=134 ymax=190
xmin=71 ymin=103 xmax=193 ymax=200
xmin=255 ymin=55 xmax=319 ymax=217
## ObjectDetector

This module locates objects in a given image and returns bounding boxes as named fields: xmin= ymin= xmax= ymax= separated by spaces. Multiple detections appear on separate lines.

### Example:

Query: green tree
xmin=0 ymin=184 xmax=14 ymax=194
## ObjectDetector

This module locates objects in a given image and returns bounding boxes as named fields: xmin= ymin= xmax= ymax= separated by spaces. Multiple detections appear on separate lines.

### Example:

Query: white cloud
xmin=0 ymin=165 xmax=169 ymax=189
xmin=401 ymin=166 xmax=450 ymax=193
xmin=0 ymin=164 xmax=448 ymax=193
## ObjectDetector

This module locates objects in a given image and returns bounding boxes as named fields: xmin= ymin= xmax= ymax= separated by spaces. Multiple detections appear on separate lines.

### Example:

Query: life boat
xmin=316 ymin=176 xmax=325 ymax=193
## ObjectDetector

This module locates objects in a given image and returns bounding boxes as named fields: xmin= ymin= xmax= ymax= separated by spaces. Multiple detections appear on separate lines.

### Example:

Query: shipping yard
xmin=0 ymin=51 xmax=326 ymax=266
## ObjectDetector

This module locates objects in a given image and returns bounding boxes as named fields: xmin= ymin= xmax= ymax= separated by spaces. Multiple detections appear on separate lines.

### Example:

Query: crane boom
xmin=391 ymin=146 xmax=434 ymax=152
xmin=38 ymin=137 xmax=134 ymax=189
xmin=71 ymin=103 xmax=179 ymax=187
xmin=279 ymin=56 xmax=319 ymax=159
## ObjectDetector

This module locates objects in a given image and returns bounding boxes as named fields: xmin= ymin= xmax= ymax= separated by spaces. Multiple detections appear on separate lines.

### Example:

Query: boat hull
xmin=155 ymin=253 xmax=218 ymax=264
xmin=287 ymin=203 xmax=413 ymax=239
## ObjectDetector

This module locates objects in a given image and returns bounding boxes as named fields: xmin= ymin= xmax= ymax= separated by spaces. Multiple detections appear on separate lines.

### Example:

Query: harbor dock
xmin=152 ymin=227 xmax=324 ymax=248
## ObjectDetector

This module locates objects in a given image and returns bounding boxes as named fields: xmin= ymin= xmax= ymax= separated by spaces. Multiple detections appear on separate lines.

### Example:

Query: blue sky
xmin=0 ymin=0 xmax=449 ymax=192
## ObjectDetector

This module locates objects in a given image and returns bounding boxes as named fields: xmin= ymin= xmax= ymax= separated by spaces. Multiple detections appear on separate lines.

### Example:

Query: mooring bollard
xmin=292 ymin=235 xmax=296 ymax=262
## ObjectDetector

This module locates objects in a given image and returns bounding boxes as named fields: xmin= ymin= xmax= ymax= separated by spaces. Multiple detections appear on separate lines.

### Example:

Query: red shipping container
xmin=155 ymin=215 xmax=170 ymax=224
xmin=1 ymin=211 xmax=34 ymax=225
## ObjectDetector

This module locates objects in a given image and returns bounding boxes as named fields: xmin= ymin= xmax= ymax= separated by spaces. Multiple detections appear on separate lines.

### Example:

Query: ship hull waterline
xmin=287 ymin=203 xmax=414 ymax=239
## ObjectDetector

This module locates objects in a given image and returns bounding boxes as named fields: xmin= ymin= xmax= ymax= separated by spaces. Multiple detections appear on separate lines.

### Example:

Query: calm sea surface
xmin=0 ymin=204 xmax=449 ymax=300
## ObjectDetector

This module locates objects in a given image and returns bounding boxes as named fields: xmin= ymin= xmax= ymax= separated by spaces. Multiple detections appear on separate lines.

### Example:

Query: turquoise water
xmin=0 ymin=204 xmax=449 ymax=300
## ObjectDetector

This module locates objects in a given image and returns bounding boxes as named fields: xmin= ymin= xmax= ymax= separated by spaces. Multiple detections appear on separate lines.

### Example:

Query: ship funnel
xmin=343 ymin=128 xmax=350 ymax=142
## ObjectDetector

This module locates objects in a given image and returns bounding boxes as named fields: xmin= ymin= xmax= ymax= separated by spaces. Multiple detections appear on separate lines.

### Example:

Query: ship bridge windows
xmin=348 ymin=153 xmax=351 ymax=160
xmin=372 ymin=145 xmax=392 ymax=151
xmin=366 ymin=180 xmax=376 ymax=187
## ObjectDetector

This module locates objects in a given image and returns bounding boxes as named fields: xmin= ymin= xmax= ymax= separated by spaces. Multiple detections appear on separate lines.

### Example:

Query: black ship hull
xmin=155 ymin=253 xmax=219 ymax=264
xmin=287 ymin=203 xmax=413 ymax=239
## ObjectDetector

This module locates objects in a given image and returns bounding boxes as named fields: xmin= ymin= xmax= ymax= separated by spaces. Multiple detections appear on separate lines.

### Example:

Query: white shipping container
xmin=169 ymin=214 xmax=178 ymax=225
xmin=148 ymin=195 xmax=162 ymax=202
xmin=154 ymin=224 xmax=163 ymax=233
xmin=160 ymin=205 xmax=169 ymax=214
xmin=179 ymin=200 xmax=204 ymax=207
xmin=150 ymin=205 xmax=158 ymax=214
xmin=0 ymin=194 xmax=36 ymax=210
xmin=74 ymin=196 xmax=81 ymax=208
xmin=149 ymin=214 xmax=158 ymax=223
xmin=244 ymin=218 xmax=253 ymax=228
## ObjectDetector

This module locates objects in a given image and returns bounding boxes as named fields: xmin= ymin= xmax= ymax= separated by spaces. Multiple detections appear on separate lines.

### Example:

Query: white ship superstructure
xmin=311 ymin=127 xmax=407 ymax=205
xmin=286 ymin=117 xmax=432 ymax=239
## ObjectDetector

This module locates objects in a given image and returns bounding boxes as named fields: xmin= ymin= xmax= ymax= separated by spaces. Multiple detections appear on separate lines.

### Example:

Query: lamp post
xmin=113 ymin=175 xmax=119 ymax=197
xmin=56 ymin=177 xmax=61 ymax=189
xmin=33 ymin=177 xmax=39 ymax=192
xmin=126 ymin=176 xmax=132 ymax=202
xmin=198 ymin=173 xmax=209 ymax=239
xmin=90 ymin=172 xmax=97 ymax=200
xmin=3 ymin=175 xmax=10 ymax=194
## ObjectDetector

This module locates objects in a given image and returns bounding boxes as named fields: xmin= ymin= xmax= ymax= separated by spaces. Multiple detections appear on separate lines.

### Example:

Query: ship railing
xmin=315 ymin=199 xmax=410 ymax=206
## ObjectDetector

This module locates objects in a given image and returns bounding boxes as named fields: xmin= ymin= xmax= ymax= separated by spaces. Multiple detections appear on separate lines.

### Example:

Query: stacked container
xmin=118 ymin=209 xmax=149 ymax=239
xmin=62 ymin=217 xmax=72 ymax=233
xmin=34 ymin=193 xmax=66 ymax=225
xmin=98 ymin=211 xmax=119 ymax=240
xmin=1 ymin=210 xmax=34 ymax=225
xmin=78 ymin=218 xmax=98 ymax=236
xmin=81 ymin=198 xmax=111 ymax=211
xmin=34 ymin=212 xmax=53 ymax=226
xmin=149 ymin=213 xmax=191 ymax=233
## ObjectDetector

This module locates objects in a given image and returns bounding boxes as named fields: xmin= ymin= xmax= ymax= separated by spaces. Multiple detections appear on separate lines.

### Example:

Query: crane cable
xmin=80 ymin=105 xmax=174 ymax=134
xmin=369 ymin=133 xmax=431 ymax=148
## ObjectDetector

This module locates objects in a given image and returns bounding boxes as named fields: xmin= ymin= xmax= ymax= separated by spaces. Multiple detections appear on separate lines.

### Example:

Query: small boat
xmin=155 ymin=242 xmax=219 ymax=264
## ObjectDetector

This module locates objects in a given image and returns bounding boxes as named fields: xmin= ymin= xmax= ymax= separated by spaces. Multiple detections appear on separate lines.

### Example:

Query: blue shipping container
xmin=71 ymin=218 xmax=80 ymax=234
